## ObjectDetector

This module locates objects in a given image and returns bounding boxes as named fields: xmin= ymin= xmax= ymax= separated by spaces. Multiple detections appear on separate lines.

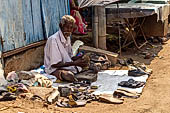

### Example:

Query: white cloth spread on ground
xmin=44 ymin=30 xmax=80 ymax=74
xmin=91 ymin=70 xmax=149 ymax=95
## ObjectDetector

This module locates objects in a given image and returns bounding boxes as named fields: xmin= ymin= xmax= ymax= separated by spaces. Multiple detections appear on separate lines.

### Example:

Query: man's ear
xmin=59 ymin=23 xmax=65 ymax=31
xmin=59 ymin=23 xmax=62 ymax=29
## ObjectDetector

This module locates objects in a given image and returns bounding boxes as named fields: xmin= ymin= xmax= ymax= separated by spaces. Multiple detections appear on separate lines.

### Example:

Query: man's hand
xmin=74 ymin=58 xmax=89 ymax=67
xmin=72 ymin=55 xmax=84 ymax=61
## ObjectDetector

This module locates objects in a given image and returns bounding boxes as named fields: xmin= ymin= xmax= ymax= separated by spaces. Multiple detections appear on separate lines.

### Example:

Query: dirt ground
xmin=1 ymin=39 xmax=170 ymax=113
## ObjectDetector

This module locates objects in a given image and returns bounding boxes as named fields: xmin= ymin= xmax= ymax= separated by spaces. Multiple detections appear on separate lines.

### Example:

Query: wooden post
xmin=98 ymin=6 xmax=107 ymax=50
xmin=0 ymin=30 xmax=4 ymax=68
xmin=92 ymin=6 xmax=99 ymax=48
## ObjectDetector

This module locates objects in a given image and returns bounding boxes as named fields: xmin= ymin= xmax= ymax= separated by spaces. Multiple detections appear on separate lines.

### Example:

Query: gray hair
xmin=60 ymin=15 xmax=76 ymax=27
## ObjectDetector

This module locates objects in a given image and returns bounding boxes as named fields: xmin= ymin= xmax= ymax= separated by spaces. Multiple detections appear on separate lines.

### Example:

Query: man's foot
xmin=61 ymin=71 xmax=78 ymax=82
xmin=52 ymin=70 xmax=78 ymax=82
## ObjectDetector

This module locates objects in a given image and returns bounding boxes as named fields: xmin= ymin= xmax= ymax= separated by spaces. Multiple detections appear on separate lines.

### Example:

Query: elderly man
xmin=44 ymin=15 xmax=88 ymax=82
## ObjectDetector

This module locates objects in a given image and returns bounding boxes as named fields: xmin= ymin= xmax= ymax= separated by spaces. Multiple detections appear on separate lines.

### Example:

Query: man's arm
xmin=51 ymin=61 xmax=74 ymax=69
xmin=51 ymin=58 xmax=88 ymax=69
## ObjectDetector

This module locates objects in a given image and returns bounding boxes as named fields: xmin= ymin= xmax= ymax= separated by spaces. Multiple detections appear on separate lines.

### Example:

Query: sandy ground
xmin=0 ymin=39 xmax=170 ymax=113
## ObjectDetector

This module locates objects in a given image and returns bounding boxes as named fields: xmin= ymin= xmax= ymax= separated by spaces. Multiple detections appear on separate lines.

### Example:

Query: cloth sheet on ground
xmin=91 ymin=70 xmax=149 ymax=96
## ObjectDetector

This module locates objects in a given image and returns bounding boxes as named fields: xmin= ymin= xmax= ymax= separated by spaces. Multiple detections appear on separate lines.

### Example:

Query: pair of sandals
xmin=118 ymin=79 xmax=145 ymax=88
xmin=0 ymin=92 xmax=16 ymax=101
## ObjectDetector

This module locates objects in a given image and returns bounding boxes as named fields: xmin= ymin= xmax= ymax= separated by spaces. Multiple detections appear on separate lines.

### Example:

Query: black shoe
xmin=128 ymin=68 xmax=148 ymax=77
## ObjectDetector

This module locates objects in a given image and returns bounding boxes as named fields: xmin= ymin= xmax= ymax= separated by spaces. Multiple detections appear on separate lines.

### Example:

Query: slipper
xmin=31 ymin=95 xmax=44 ymax=101
xmin=46 ymin=88 xmax=60 ymax=104
xmin=0 ymin=93 xmax=16 ymax=101
xmin=128 ymin=68 xmax=148 ymax=77
xmin=113 ymin=89 xmax=140 ymax=99
xmin=117 ymin=88 xmax=140 ymax=95
xmin=74 ymin=100 xmax=87 ymax=107
xmin=99 ymin=94 xmax=123 ymax=104
xmin=73 ymin=80 xmax=91 ymax=87
xmin=75 ymin=70 xmax=97 ymax=82
xmin=68 ymin=95 xmax=87 ymax=107
xmin=56 ymin=100 xmax=69 ymax=108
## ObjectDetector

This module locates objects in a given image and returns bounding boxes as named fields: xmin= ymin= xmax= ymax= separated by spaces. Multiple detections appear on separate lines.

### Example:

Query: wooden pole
xmin=92 ymin=6 xmax=99 ymax=48
xmin=98 ymin=6 xmax=107 ymax=50
xmin=0 ymin=30 xmax=4 ymax=68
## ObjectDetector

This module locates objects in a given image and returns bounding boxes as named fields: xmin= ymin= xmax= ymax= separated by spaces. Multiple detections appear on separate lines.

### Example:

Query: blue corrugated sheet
xmin=0 ymin=0 xmax=70 ymax=52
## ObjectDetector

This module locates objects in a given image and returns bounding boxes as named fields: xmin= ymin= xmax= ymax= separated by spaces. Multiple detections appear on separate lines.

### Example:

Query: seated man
xmin=44 ymin=15 xmax=88 ymax=82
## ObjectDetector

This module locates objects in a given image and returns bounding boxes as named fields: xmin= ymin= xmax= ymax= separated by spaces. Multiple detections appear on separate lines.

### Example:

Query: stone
xmin=153 ymin=54 xmax=157 ymax=57
xmin=159 ymin=56 xmax=164 ymax=59
xmin=17 ymin=71 xmax=35 ymax=80
xmin=29 ymin=87 xmax=53 ymax=100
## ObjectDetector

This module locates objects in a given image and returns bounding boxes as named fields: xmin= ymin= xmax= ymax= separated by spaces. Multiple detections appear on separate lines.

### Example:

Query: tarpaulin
xmin=106 ymin=3 xmax=170 ymax=21
xmin=128 ymin=0 xmax=169 ymax=3
xmin=78 ymin=0 xmax=119 ymax=8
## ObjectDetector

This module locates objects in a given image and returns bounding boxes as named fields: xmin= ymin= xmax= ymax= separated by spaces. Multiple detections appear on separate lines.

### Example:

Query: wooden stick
xmin=2 ymin=40 xmax=46 ymax=58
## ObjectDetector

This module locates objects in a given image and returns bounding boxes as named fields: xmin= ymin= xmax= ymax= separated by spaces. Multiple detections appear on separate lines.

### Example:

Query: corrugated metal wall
xmin=0 ymin=0 xmax=70 ymax=52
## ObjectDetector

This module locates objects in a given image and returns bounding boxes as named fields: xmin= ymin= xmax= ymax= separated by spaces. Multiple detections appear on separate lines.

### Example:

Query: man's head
xmin=59 ymin=15 xmax=76 ymax=38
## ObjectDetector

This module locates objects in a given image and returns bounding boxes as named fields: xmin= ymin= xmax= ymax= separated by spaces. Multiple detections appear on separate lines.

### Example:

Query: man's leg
xmin=51 ymin=70 xmax=78 ymax=82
